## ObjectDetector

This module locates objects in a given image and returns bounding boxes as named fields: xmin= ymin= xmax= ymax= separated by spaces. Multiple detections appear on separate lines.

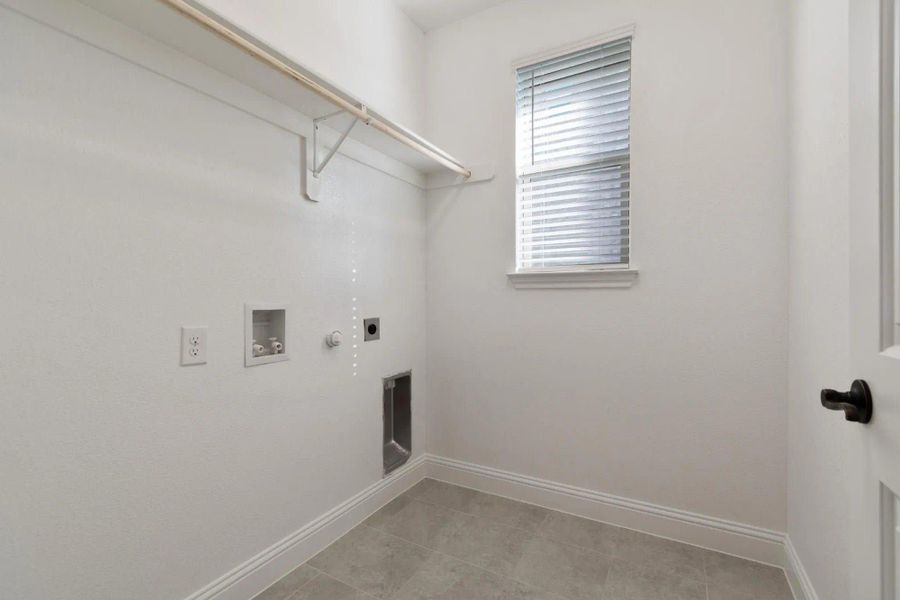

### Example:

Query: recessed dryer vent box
xmin=245 ymin=304 xmax=288 ymax=367
xmin=383 ymin=371 xmax=411 ymax=476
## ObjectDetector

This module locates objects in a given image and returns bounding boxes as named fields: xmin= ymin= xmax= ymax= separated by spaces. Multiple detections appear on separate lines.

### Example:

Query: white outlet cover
xmin=181 ymin=326 xmax=207 ymax=366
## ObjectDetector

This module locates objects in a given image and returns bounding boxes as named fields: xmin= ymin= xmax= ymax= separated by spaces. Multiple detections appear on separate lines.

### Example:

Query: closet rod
xmin=158 ymin=0 xmax=472 ymax=178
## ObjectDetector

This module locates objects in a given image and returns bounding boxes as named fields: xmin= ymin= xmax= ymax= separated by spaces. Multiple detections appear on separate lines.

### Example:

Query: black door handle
xmin=821 ymin=379 xmax=873 ymax=423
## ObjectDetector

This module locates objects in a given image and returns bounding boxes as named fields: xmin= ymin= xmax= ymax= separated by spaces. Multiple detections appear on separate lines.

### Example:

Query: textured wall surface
xmin=203 ymin=0 xmax=427 ymax=132
xmin=0 ymin=6 xmax=426 ymax=599
xmin=424 ymin=0 xmax=790 ymax=531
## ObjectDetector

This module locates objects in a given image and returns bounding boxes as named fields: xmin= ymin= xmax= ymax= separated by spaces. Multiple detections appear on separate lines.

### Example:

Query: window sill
xmin=507 ymin=268 xmax=639 ymax=289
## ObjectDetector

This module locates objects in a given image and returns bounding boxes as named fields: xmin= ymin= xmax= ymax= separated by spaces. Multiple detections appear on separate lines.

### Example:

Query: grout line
xmin=253 ymin=563 xmax=322 ymax=600
xmin=282 ymin=569 xmax=321 ymax=600
xmin=298 ymin=563 xmax=381 ymax=600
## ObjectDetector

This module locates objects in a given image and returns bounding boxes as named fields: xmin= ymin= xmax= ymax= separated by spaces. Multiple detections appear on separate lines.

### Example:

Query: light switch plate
xmin=181 ymin=326 xmax=207 ymax=365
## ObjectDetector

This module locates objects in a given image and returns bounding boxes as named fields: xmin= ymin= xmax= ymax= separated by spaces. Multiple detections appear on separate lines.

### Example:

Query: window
xmin=515 ymin=35 xmax=632 ymax=273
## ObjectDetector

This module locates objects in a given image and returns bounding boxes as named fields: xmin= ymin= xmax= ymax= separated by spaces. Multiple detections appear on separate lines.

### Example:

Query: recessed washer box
xmin=245 ymin=303 xmax=288 ymax=367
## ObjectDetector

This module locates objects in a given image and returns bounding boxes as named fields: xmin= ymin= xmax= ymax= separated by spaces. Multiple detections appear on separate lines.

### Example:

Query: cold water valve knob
xmin=268 ymin=337 xmax=284 ymax=354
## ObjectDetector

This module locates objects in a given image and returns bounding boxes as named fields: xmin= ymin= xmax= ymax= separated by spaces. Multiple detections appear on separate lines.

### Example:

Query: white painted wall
xmin=424 ymin=0 xmax=790 ymax=532
xmin=0 ymin=4 xmax=426 ymax=600
xmin=202 ymin=0 xmax=427 ymax=132
xmin=394 ymin=0 xmax=508 ymax=32
xmin=787 ymin=0 xmax=855 ymax=597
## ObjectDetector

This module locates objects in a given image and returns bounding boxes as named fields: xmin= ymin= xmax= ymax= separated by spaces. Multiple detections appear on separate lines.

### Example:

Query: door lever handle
xmin=820 ymin=379 xmax=873 ymax=424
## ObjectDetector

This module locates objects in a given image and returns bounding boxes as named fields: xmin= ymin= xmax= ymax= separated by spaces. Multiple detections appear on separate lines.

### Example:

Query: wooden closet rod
xmin=158 ymin=0 xmax=472 ymax=178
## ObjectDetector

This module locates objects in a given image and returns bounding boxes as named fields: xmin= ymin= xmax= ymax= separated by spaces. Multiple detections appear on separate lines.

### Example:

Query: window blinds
xmin=516 ymin=36 xmax=631 ymax=270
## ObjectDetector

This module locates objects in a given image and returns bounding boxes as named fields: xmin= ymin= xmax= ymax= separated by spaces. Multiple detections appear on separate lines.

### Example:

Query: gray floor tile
xmin=406 ymin=479 xmax=550 ymax=533
xmin=406 ymin=479 xmax=483 ymax=513
xmin=707 ymin=583 xmax=795 ymax=600
xmin=601 ymin=562 xmax=706 ymax=600
xmin=364 ymin=494 xmax=417 ymax=530
xmin=300 ymin=482 xmax=795 ymax=600
xmin=393 ymin=553 xmax=487 ymax=600
xmin=431 ymin=513 xmax=534 ymax=576
xmin=308 ymin=525 xmax=432 ymax=598
xmin=612 ymin=529 xmax=709 ymax=582
xmin=704 ymin=552 xmax=792 ymax=600
xmin=497 ymin=579 xmax=572 ymax=600
xmin=465 ymin=492 xmax=552 ymax=532
xmin=291 ymin=573 xmax=371 ymax=600
xmin=537 ymin=510 xmax=621 ymax=556
xmin=395 ymin=552 xmax=560 ymax=600
xmin=375 ymin=499 xmax=470 ymax=548
xmin=402 ymin=479 xmax=433 ymax=498
xmin=513 ymin=536 xmax=612 ymax=600
xmin=252 ymin=564 xmax=318 ymax=600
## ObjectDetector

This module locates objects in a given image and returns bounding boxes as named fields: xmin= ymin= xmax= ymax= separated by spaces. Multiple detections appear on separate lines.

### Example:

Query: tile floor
xmin=253 ymin=479 xmax=794 ymax=600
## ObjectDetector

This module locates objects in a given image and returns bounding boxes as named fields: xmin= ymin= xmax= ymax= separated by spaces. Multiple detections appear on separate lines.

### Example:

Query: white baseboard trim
xmin=425 ymin=454 xmax=787 ymax=568
xmin=183 ymin=455 xmax=427 ymax=600
xmin=185 ymin=453 xmax=810 ymax=600
xmin=784 ymin=536 xmax=819 ymax=600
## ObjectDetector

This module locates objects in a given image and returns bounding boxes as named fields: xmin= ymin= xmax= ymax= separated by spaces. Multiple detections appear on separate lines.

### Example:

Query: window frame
xmin=509 ymin=25 xmax=638 ymax=289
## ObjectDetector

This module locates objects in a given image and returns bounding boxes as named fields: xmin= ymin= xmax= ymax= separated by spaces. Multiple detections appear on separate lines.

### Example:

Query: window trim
xmin=511 ymin=25 xmax=638 ymax=285
xmin=507 ymin=267 xmax=639 ymax=289
xmin=511 ymin=24 xmax=637 ymax=71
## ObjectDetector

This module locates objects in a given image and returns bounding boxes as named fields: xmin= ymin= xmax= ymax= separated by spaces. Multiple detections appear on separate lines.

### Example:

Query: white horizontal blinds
xmin=516 ymin=37 xmax=631 ymax=269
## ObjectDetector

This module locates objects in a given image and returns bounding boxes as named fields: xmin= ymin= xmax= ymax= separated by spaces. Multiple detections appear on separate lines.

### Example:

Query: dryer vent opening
xmin=383 ymin=372 xmax=411 ymax=475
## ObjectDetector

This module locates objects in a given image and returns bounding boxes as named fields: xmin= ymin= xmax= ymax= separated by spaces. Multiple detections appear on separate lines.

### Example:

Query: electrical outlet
xmin=363 ymin=317 xmax=380 ymax=341
xmin=181 ymin=326 xmax=207 ymax=365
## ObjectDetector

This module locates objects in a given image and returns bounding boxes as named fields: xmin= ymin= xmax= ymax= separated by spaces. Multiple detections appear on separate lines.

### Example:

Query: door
xmin=848 ymin=0 xmax=900 ymax=597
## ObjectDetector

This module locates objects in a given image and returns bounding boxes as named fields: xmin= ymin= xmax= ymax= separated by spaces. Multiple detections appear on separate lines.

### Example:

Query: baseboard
xmin=183 ymin=455 xmax=427 ymax=600
xmin=185 ymin=452 xmax=805 ymax=600
xmin=784 ymin=536 xmax=819 ymax=600
xmin=425 ymin=454 xmax=788 ymax=568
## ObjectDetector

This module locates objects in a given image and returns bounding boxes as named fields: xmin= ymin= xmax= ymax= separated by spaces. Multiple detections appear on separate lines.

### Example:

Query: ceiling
xmin=394 ymin=0 xmax=509 ymax=32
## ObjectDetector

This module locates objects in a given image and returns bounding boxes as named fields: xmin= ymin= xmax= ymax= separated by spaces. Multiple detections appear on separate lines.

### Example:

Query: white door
xmin=848 ymin=0 xmax=900 ymax=597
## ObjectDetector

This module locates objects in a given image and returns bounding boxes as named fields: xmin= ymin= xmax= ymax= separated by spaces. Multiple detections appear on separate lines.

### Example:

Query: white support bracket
xmin=304 ymin=108 xmax=369 ymax=202
xmin=313 ymin=110 xmax=359 ymax=176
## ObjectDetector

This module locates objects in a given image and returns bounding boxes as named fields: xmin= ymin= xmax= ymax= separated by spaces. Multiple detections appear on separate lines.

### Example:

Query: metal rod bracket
xmin=312 ymin=111 xmax=358 ymax=178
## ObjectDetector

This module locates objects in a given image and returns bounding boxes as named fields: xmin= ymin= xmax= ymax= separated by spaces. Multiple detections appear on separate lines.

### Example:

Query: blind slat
xmin=522 ymin=238 xmax=631 ymax=251
xmin=520 ymin=254 xmax=629 ymax=267
xmin=519 ymin=103 xmax=630 ymax=131
xmin=517 ymin=63 xmax=630 ymax=100
xmin=517 ymin=39 xmax=631 ymax=79
xmin=522 ymin=211 xmax=630 ymax=226
xmin=521 ymin=178 xmax=631 ymax=196
xmin=523 ymin=217 xmax=630 ymax=233
xmin=533 ymin=133 xmax=630 ymax=156
xmin=517 ymin=68 xmax=630 ymax=104
xmin=522 ymin=229 xmax=630 ymax=242
xmin=520 ymin=52 xmax=631 ymax=89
